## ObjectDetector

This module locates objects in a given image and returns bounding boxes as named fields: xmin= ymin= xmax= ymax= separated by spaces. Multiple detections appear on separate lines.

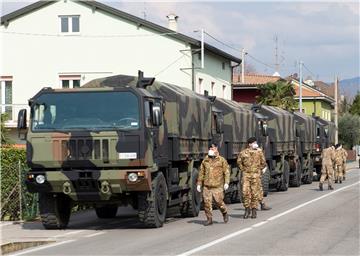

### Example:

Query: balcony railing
xmin=0 ymin=104 xmax=29 ymax=128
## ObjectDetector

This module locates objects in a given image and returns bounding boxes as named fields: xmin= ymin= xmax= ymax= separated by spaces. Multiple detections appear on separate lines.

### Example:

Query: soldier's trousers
xmin=335 ymin=164 xmax=343 ymax=180
xmin=242 ymin=173 xmax=261 ymax=209
xmin=320 ymin=163 xmax=334 ymax=187
xmin=342 ymin=163 xmax=347 ymax=177
xmin=203 ymin=186 xmax=227 ymax=219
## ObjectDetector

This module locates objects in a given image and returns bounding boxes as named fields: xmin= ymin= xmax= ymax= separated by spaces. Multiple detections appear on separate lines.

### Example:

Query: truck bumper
xmin=25 ymin=169 xmax=152 ymax=201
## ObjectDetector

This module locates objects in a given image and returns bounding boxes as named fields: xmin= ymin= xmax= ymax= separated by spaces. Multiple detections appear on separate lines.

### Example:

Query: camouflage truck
xmin=17 ymin=72 xmax=226 ymax=229
xmin=312 ymin=117 xmax=336 ymax=180
xmin=293 ymin=112 xmax=317 ymax=186
xmin=249 ymin=105 xmax=298 ymax=192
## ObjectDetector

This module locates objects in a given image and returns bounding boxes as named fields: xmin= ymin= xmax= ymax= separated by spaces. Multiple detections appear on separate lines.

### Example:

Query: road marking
xmin=53 ymin=230 xmax=85 ymax=238
xmin=85 ymin=231 xmax=106 ymax=238
xmin=0 ymin=222 xmax=14 ymax=227
xmin=178 ymin=181 xmax=360 ymax=256
xmin=8 ymin=239 xmax=75 ymax=256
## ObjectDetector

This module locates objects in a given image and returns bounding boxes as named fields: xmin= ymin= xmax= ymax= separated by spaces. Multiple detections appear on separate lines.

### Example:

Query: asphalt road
xmin=6 ymin=167 xmax=360 ymax=256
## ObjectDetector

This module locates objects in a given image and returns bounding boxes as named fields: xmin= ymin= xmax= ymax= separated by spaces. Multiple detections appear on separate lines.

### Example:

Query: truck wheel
xmin=303 ymin=159 xmax=314 ymax=184
xmin=261 ymin=166 xmax=270 ymax=197
xmin=95 ymin=205 xmax=118 ymax=218
xmin=277 ymin=160 xmax=290 ymax=191
xmin=39 ymin=193 xmax=71 ymax=230
xmin=181 ymin=168 xmax=201 ymax=217
xmin=290 ymin=160 xmax=301 ymax=187
xmin=138 ymin=172 xmax=168 ymax=228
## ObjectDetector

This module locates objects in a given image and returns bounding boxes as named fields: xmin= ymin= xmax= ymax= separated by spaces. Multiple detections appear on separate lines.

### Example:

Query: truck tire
xmin=261 ymin=166 xmax=270 ymax=197
xmin=95 ymin=205 xmax=118 ymax=218
xmin=289 ymin=160 xmax=301 ymax=187
xmin=39 ymin=193 xmax=71 ymax=230
xmin=181 ymin=168 xmax=201 ymax=217
xmin=277 ymin=160 xmax=290 ymax=191
xmin=303 ymin=159 xmax=314 ymax=184
xmin=138 ymin=172 xmax=168 ymax=228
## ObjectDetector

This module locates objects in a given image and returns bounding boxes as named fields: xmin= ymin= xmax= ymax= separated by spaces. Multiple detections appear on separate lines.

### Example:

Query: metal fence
xmin=1 ymin=160 xmax=38 ymax=221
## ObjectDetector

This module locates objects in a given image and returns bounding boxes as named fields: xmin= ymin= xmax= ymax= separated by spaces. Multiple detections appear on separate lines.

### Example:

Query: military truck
xmin=18 ymin=72 xmax=226 ymax=228
xmin=293 ymin=112 xmax=317 ymax=186
xmin=249 ymin=105 xmax=298 ymax=192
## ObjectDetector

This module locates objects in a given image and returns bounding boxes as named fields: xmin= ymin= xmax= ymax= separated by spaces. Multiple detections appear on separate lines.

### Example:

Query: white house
xmin=0 ymin=0 xmax=240 ymax=140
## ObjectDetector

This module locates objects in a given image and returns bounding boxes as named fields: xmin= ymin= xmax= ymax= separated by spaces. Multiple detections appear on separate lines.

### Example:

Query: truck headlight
xmin=128 ymin=172 xmax=138 ymax=182
xmin=35 ymin=174 xmax=46 ymax=184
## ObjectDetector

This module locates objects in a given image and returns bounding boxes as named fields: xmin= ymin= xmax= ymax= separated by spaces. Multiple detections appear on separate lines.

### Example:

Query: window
xmin=0 ymin=78 xmax=13 ymax=117
xmin=211 ymin=82 xmax=215 ymax=96
xmin=222 ymin=62 xmax=226 ymax=70
xmin=222 ymin=85 xmax=226 ymax=98
xmin=60 ymin=75 xmax=81 ymax=88
xmin=60 ymin=16 xmax=80 ymax=33
xmin=198 ymin=78 xmax=203 ymax=94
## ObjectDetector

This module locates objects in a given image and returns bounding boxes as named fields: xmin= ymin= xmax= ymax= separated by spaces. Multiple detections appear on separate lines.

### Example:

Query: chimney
xmin=166 ymin=14 xmax=178 ymax=31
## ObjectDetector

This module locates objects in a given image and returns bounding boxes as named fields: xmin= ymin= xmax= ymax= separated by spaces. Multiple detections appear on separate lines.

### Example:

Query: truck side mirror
xmin=152 ymin=103 xmax=162 ymax=126
xmin=17 ymin=109 xmax=27 ymax=139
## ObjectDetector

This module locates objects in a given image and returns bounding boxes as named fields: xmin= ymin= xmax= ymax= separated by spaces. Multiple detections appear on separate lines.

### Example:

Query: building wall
xmin=193 ymin=51 xmax=232 ymax=100
xmin=232 ymin=88 xmax=259 ymax=103
xmin=302 ymin=100 xmax=333 ymax=121
xmin=1 ymin=0 xmax=195 ymax=117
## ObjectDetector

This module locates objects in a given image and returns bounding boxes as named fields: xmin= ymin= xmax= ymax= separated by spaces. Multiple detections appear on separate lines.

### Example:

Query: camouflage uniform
xmin=340 ymin=148 xmax=348 ymax=179
xmin=237 ymin=148 xmax=266 ymax=209
xmin=197 ymin=155 xmax=230 ymax=220
xmin=319 ymin=147 xmax=336 ymax=189
xmin=334 ymin=149 xmax=344 ymax=182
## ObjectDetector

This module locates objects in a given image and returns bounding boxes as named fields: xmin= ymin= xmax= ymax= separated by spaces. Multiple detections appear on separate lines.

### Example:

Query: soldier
xmin=237 ymin=137 xmax=268 ymax=219
xmin=197 ymin=143 xmax=230 ymax=226
xmin=319 ymin=145 xmax=336 ymax=191
xmin=334 ymin=144 xmax=344 ymax=183
xmin=258 ymin=167 xmax=272 ymax=211
xmin=339 ymin=144 xmax=348 ymax=181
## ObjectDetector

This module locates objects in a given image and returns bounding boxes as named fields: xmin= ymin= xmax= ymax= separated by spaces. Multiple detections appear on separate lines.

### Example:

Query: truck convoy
xmin=17 ymin=72 xmax=335 ymax=229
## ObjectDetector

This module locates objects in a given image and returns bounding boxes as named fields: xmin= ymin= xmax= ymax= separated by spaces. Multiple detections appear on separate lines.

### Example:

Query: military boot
xmin=251 ymin=208 xmax=257 ymax=219
xmin=243 ymin=208 xmax=251 ymax=219
xmin=260 ymin=202 xmax=272 ymax=211
xmin=343 ymin=176 xmax=346 ymax=181
xmin=328 ymin=186 xmax=334 ymax=190
xmin=204 ymin=217 xmax=213 ymax=226
xmin=319 ymin=183 xmax=323 ymax=191
xmin=223 ymin=212 xmax=229 ymax=223
xmin=339 ymin=178 xmax=342 ymax=184
xmin=335 ymin=179 xmax=338 ymax=183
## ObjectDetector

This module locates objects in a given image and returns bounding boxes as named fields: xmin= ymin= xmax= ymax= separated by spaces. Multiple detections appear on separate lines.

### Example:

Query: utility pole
xmin=299 ymin=60 xmax=303 ymax=112
xmin=201 ymin=28 xmax=204 ymax=69
xmin=241 ymin=48 xmax=245 ymax=84
xmin=335 ymin=76 xmax=339 ymax=144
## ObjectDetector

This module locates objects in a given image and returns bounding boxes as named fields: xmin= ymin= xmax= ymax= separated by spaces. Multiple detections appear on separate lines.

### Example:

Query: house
xmin=232 ymin=73 xmax=284 ymax=103
xmin=289 ymin=78 xmax=335 ymax=121
xmin=0 ymin=0 xmax=240 ymax=135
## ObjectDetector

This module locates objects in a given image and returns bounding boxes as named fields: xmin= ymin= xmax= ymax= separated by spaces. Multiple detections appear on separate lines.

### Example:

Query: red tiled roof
xmin=233 ymin=74 xmax=282 ymax=86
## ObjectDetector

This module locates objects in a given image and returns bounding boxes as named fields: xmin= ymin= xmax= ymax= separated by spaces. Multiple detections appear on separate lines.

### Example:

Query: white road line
xmin=84 ymin=231 xmax=106 ymax=238
xmin=0 ymin=222 xmax=14 ymax=227
xmin=8 ymin=239 xmax=75 ymax=256
xmin=178 ymin=181 xmax=360 ymax=256
xmin=251 ymin=221 xmax=268 ymax=228
xmin=53 ymin=230 xmax=85 ymax=238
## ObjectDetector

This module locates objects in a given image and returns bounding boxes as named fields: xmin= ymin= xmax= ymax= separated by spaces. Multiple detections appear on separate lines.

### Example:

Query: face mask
xmin=251 ymin=143 xmax=259 ymax=149
xmin=208 ymin=149 xmax=215 ymax=157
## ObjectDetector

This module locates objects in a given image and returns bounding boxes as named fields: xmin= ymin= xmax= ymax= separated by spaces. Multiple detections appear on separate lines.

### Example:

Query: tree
xmin=349 ymin=93 xmax=360 ymax=116
xmin=1 ymin=113 xmax=12 ymax=145
xmin=256 ymin=81 xmax=298 ymax=110
xmin=338 ymin=113 xmax=360 ymax=149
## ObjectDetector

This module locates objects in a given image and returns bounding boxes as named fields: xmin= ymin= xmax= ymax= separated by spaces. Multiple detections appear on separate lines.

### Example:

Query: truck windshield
xmin=31 ymin=91 xmax=140 ymax=131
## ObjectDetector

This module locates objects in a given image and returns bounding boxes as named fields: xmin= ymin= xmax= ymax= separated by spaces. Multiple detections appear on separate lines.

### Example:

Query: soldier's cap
xmin=247 ymin=137 xmax=257 ymax=144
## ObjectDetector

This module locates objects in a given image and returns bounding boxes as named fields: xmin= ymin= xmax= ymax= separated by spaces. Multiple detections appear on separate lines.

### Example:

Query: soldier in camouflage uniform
xmin=197 ymin=143 xmax=230 ymax=226
xmin=339 ymin=144 xmax=348 ymax=181
xmin=319 ymin=145 xmax=336 ymax=191
xmin=334 ymin=144 xmax=344 ymax=183
xmin=237 ymin=137 xmax=267 ymax=219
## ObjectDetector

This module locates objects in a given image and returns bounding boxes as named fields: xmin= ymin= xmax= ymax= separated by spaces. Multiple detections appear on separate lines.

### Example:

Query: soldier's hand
xmin=224 ymin=183 xmax=229 ymax=190
xmin=196 ymin=185 xmax=201 ymax=193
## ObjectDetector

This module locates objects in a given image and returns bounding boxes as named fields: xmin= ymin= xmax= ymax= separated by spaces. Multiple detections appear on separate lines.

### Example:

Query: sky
xmin=1 ymin=0 xmax=359 ymax=82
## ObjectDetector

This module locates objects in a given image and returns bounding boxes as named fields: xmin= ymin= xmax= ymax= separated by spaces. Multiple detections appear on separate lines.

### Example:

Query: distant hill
xmin=339 ymin=77 xmax=360 ymax=101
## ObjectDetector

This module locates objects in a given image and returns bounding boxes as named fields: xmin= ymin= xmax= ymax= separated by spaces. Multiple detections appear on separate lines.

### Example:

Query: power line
xmin=246 ymin=53 xmax=276 ymax=70
xmin=203 ymin=31 xmax=242 ymax=54
xmin=154 ymin=54 xmax=186 ymax=77
xmin=302 ymin=63 xmax=317 ymax=78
